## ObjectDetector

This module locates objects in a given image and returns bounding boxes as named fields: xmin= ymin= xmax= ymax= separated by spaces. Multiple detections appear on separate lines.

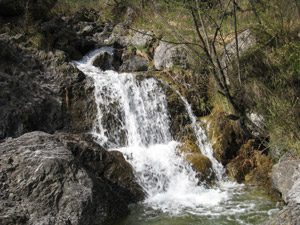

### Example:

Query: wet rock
xmin=65 ymin=76 xmax=98 ymax=133
xmin=203 ymin=110 xmax=243 ymax=165
xmin=120 ymin=55 xmax=149 ymax=72
xmin=92 ymin=48 xmax=122 ymax=71
xmin=164 ymin=86 xmax=191 ymax=139
xmin=178 ymin=139 xmax=214 ymax=184
xmin=154 ymin=41 xmax=188 ymax=70
xmin=0 ymin=131 xmax=144 ymax=225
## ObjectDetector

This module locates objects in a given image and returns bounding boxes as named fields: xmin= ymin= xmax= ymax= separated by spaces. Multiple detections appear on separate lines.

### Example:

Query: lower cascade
xmin=75 ymin=48 xmax=277 ymax=224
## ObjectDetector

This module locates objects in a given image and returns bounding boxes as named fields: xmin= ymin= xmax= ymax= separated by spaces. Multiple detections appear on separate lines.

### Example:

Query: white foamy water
xmin=74 ymin=48 xmax=277 ymax=222
xmin=176 ymin=91 xmax=225 ymax=180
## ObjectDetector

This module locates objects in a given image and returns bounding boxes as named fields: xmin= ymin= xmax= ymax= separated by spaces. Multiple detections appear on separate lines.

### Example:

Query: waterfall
xmin=175 ymin=91 xmax=225 ymax=180
xmin=74 ymin=48 xmax=276 ymax=219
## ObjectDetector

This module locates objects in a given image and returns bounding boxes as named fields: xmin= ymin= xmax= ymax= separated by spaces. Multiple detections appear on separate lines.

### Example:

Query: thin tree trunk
xmin=195 ymin=0 xmax=211 ymax=54
xmin=249 ymin=0 xmax=263 ymax=27
xmin=233 ymin=0 xmax=241 ymax=85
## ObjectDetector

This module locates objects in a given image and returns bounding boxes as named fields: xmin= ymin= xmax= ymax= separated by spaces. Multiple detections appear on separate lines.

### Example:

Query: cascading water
xmin=75 ymin=48 xmax=278 ymax=225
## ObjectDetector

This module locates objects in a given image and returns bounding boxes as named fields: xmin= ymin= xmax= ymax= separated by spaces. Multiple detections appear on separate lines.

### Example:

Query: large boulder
xmin=271 ymin=159 xmax=300 ymax=204
xmin=264 ymin=159 xmax=300 ymax=225
xmin=0 ymin=131 xmax=144 ymax=225
xmin=154 ymin=42 xmax=188 ymax=70
xmin=0 ymin=0 xmax=57 ymax=18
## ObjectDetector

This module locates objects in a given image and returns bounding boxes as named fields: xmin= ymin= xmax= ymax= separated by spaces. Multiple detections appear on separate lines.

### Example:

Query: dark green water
xmin=116 ymin=185 xmax=278 ymax=225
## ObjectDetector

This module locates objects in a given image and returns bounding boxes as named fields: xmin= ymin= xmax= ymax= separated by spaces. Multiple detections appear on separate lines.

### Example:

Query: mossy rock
xmin=178 ymin=139 xmax=214 ymax=184
xmin=185 ymin=153 xmax=213 ymax=183
xmin=226 ymin=139 xmax=274 ymax=190
xmin=179 ymin=139 xmax=199 ymax=154
xmin=244 ymin=151 xmax=273 ymax=189
xmin=202 ymin=109 xmax=244 ymax=165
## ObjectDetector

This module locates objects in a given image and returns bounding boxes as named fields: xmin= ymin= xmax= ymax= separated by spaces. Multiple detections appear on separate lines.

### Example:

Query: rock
xmin=81 ymin=25 xmax=95 ymax=36
xmin=92 ymin=48 xmax=122 ymax=71
xmin=271 ymin=159 xmax=300 ymax=204
xmin=222 ymin=29 xmax=256 ymax=85
xmin=0 ymin=71 xmax=62 ymax=139
xmin=93 ymin=23 xmax=114 ymax=43
xmin=0 ymin=33 xmax=96 ymax=140
xmin=178 ymin=139 xmax=214 ymax=184
xmin=123 ymin=7 xmax=136 ymax=27
xmin=226 ymin=139 xmax=273 ymax=187
xmin=131 ymin=31 xmax=153 ymax=48
xmin=203 ymin=110 xmax=243 ymax=165
xmin=263 ymin=203 xmax=300 ymax=225
xmin=264 ymin=159 xmax=300 ymax=225
xmin=224 ymin=29 xmax=256 ymax=60
xmin=246 ymin=112 xmax=267 ymax=137
xmin=65 ymin=76 xmax=98 ymax=133
xmin=0 ymin=131 xmax=144 ymax=225
xmin=41 ymin=17 xmax=96 ymax=59
xmin=0 ymin=0 xmax=57 ymax=18
xmin=164 ymin=86 xmax=191 ymax=139
xmin=120 ymin=55 xmax=149 ymax=72
xmin=154 ymin=41 xmax=188 ymax=70
xmin=105 ymin=24 xmax=131 ymax=46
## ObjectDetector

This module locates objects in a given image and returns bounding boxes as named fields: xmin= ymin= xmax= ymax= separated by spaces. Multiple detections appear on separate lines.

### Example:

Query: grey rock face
xmin=0 ymin=37 xmax=63 ymax=139
xmin=223 ymin=29 xmax=256 ymax=63
xmin=271 ymin=160 xmax=300 ymax=204
xmin=0 ymin=32 xmax=97 ymax=140
xmin=264 ymin=203 xmax=300 ymax=225
xmin=131 ymin=31 xmax=153 ymax=48
xmin=154 ymin=42 xmax=188 ymax=70
xmin=0 ymin=131 xmax=144 ymax=225
xmin=120 ymin=55 xmax=149 ymax=72
xmin=264 ymin=159 xmax=300 ymax=225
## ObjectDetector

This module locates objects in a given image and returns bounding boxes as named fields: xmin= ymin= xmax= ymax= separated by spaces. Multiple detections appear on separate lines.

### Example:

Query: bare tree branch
xmin=233 ymin=0 xmax=242 ymax=85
